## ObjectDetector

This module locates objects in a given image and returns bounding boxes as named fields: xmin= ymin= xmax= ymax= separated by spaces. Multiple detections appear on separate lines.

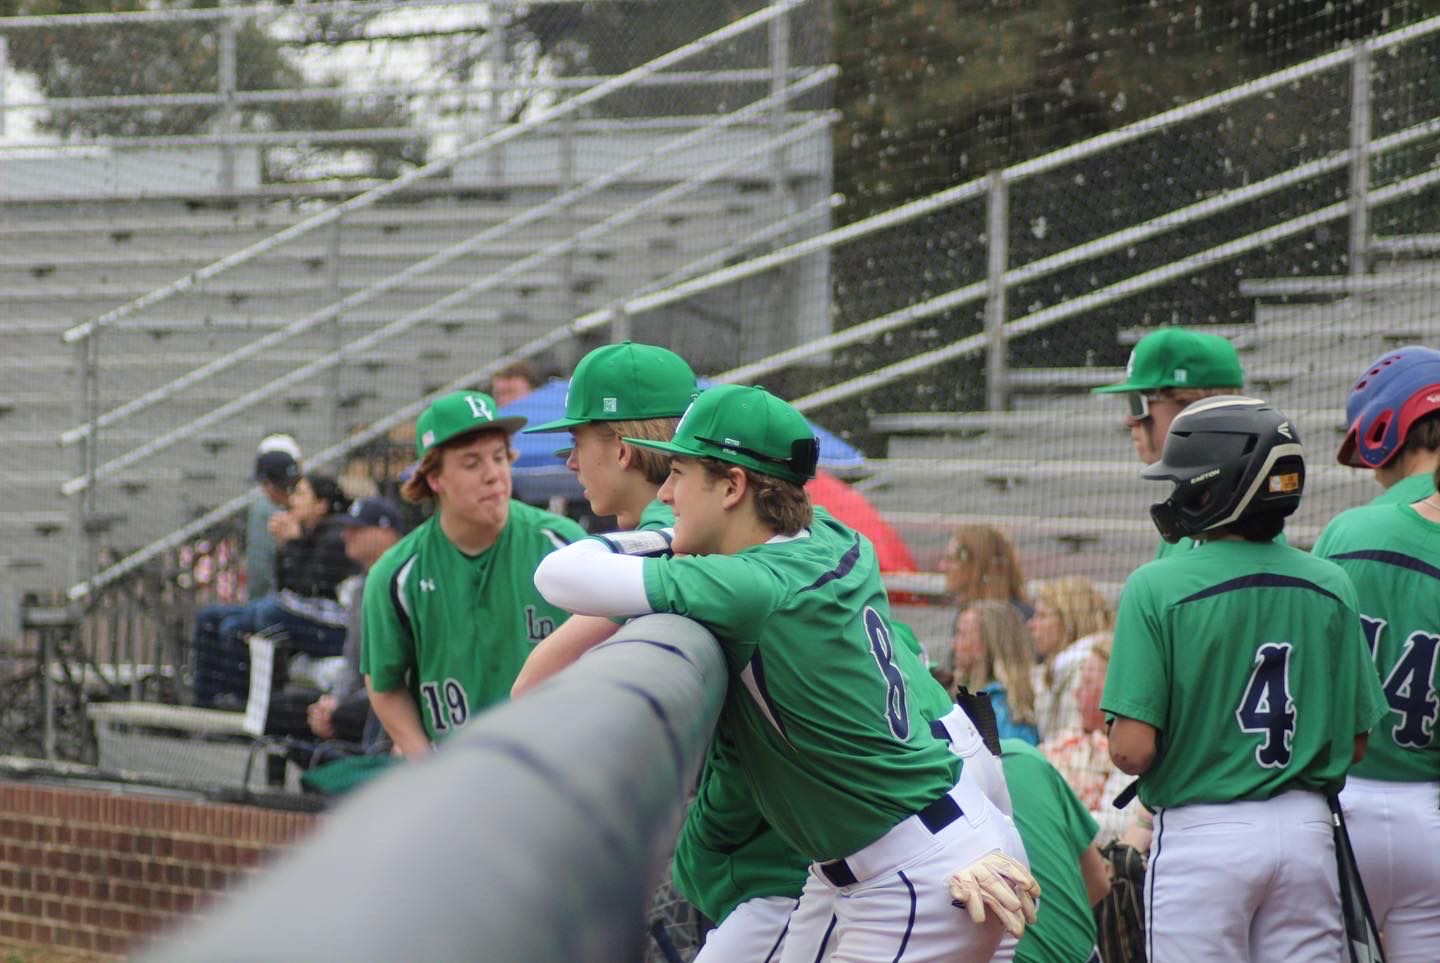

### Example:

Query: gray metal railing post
xmin=327 ymin=215 xmax=345 ymax=444
xmin=985 ymin=171 xmax=1010 ymax=412
xmin=487 ymin=8 xmax=508 ymax=182
xmin=0 ymin=36 xmax=8 ymax=137
xmin=141 ymin=614 xmax=726 ymax=963
xmin=217 ymin=0 xmax=239 ymax=192
xmin=1348 ymin=42 xmax=1373 ymax=278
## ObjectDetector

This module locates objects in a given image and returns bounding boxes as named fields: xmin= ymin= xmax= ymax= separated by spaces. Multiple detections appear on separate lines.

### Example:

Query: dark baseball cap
xmin=254 ymin=450 xmax=300 ymax=486
xmin=335 ymin=496 xmax=407 ymax=533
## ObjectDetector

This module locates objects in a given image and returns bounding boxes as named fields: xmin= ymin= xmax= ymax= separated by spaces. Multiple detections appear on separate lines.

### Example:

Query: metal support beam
xmin=1348 ymin=43 xmax=1373 ymax=277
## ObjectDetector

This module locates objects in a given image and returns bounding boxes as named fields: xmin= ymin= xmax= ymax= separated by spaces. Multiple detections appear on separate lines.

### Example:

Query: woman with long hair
xmin=938 ymin=524 xmax=1032 ymax=617
xmin=951 ymin=599 xmax=1040 ymax=744
xmin=1029 ymin=575 xmax=1114 ymax=741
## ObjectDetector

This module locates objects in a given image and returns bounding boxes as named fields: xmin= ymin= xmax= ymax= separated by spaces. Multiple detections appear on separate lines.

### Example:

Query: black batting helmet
xmin=1142 ymin=396 xmax=1305 ymax=543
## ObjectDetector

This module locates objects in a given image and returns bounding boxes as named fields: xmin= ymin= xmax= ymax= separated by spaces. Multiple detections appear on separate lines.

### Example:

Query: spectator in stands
xmin=244 ymin=433 xmax=302 ymax=601
xmin=939 ymin=523 xmax=1032 ymax=617
xmin=1029 ymin=576 xmax=1115 ymax=741
xmin=1091 ymin=327 xmax=1244 ymax=559
xmin=489 ymin=359 xmax=543 ymax=408
xmin=952 ymin=599 xmax=1040 ymax=744
xmin=1000 ymin=738 xmax=1110 ymax=963
xmin=1041 ymin=634 xmax=1148 ymax=847
xmin=265 ymin=496 xmax=407 ymax=746
xmin=193 ymin=473 xmax=359 ymax=709
xmin=361 ymin=391 xmax=586 ymax=757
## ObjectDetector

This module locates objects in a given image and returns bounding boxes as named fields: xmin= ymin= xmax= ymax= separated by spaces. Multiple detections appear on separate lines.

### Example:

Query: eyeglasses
xmin=693 ymin=435 xmax=820 ymax=477
xmin=1126 ymin=392 xmax=1162 ymax=421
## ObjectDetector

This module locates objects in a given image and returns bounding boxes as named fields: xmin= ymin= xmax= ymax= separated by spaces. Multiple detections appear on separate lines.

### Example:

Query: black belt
xmin=819 ymin=792 xmax=965 ymax=887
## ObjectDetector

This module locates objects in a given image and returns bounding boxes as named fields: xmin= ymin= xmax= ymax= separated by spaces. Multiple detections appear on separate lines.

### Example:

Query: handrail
xmin=57 ymin=75 xmax=835 ymax=482
xmin=715 ymin=112 xmax=1440 ymax=385
xmin=58 ymin=110 xmax=834 ymax=496
xmin=65 ymin=194 xmax=841 ymax=601
xmin=0 ymin=0 xmax=587 ymax=30
xmin=559 ymin=14 xmax=1440 ymax=358
xmin=790 ymin=164 xmax=1440 ymax=412
xmin=57 ymin=0 xmax=806 ymax=347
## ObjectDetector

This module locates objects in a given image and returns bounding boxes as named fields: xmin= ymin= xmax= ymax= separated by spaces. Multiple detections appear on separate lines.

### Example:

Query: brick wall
xmin=0 ymin=780 xmax=318 ymax=958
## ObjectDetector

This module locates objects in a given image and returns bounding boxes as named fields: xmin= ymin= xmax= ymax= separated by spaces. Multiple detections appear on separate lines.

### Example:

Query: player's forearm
xmin=1079 ymin=843 xmax=1111 ymax=906
xmin=533 ymin=539 xmax=653 ymax=616
xmin=512 ymin=615 xmax=622 ymax=697
xmin=366 ymin=679 xmax=432 ymax=757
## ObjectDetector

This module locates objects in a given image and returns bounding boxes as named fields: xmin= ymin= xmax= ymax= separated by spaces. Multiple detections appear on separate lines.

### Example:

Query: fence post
xmin=1348 ymin=42 xmax=1372 ymax=278
xmin=217 ymin=0 xmax=239 ymax=192
xmin=985 ymin=171 xmax=1010 ymax=412
xmin=328 ymin=215 xmax=345 ymax=444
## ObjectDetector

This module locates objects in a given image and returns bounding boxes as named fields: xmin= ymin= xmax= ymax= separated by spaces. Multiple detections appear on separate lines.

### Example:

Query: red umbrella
xmin=807 ymin=469 xmax=917 ymax=574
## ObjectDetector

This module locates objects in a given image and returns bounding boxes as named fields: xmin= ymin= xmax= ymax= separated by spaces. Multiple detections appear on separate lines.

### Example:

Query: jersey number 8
xmin=1235 ymin=642 xmax=1296 ymax=769
xmin=864 ymin=606 xmax=910 ymax=742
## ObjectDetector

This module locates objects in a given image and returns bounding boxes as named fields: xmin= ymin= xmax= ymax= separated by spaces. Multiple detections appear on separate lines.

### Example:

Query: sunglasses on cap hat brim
xmin=1125 ymin=392 xmax=1161 ymax=421
xmin=692 ymin=435 xmax=821 ymax=478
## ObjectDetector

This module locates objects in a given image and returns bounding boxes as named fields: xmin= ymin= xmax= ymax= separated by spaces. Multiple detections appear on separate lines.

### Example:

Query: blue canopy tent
xmin=502 ymin=379 xmax=866 ymax=504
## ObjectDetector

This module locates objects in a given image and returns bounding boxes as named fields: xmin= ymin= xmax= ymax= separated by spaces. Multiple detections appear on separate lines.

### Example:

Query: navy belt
xmin=819 ymin=792 xmax=965 ymax=887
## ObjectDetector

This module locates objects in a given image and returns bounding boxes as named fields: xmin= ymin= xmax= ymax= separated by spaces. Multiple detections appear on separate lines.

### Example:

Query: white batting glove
xmin=948 ymin=850 xmax=1041 ymax=939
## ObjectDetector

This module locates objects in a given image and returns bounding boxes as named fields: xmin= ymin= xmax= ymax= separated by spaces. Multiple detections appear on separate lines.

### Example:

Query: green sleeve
xmin=359 ymin=550 xmax=413 ymax=693
xmin=641 ymin=554 xmax=781 ymax=639
xmin=1100 ymin=568 xmax=1169 ymax=730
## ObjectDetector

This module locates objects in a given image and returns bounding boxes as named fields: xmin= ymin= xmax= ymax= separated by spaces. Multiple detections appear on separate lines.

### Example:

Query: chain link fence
xmin=3 ymin=2 xmax=1440 ymax=959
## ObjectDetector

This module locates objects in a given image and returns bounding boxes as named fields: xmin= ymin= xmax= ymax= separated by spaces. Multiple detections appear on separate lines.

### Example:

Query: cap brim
xmin=623 ymin=437 xmax=700 ymax=459
xmin=521 ymin=416 xmax=586 ymax=434
xmin=1091 ymin=382 xmax=1143 ymax=394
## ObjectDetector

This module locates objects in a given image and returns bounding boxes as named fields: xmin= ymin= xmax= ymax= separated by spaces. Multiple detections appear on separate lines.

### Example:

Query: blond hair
xmin=1033 ymin=576 xmax=1114 ymax=651
xmin=948 ymin=524 xmax=1029 ymax=604
xmin=1162 ymin=385 xmax=1241 ymax=407
xmin=955 ymin=600 xmax=1037 ymax=726
xmin=606 ymin=417 xmax=682 ymax=485
xmin=697 ymin=457 xmax=813 ymax=535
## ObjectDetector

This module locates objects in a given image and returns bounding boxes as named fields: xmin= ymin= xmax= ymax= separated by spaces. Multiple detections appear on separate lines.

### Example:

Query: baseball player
xmin=1092 ymin=327 xmax=1246 ymax=559
xmin=535 ymin=384 xmax=1036 ymax=963
xmin=1312 ymin=346 xmax=1440 ymax=962
xmin=999 ymin=738 xmax=1109 ymax=963
xmin=1101 ymin=395 xmax=1387 ymax=962
xmin=360 ymin=390 xmax=586 ymax=757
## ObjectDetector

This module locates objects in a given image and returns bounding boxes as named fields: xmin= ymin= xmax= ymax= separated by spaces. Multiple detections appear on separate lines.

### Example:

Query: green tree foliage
xmin=0 ymin=0 xmax=424 ymax=179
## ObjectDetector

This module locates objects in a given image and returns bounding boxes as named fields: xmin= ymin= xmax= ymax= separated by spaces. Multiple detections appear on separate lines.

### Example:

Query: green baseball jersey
xmin=671 ymin=612 xmax=959 ymax=919
xmin=1001 ymin=739 xmax=1100 ymax=963
xmin=1312 ymin=502 xmax=1440 ymax=781
xmin=1153 ymin=535 xmax=1195 ymax=560
xmin=1368 ymin=471 xmax=1435 ymax=507
xmin=1102 ymin=538 xmax=1387 ymax=810
xmin=644 ymin=509 xmax=959 ymax=860
xmin=636 ymin=499 xmax=675 ymax=531
xmin=361 ymin=501 xmax=586 ymax=743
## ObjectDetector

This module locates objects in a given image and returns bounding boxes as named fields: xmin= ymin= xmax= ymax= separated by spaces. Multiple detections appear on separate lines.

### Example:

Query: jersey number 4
xmin=864 ymin=606 xmax=910 ymax=742
xmin=1380 ymin=631 xmax=1440 ymax=748
xmin=1236 ymin=642 xmax=1296 ymax=768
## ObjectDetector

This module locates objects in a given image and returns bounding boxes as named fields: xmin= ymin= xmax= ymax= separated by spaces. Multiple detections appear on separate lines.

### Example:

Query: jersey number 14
xmin=1235 ymin=642 xmax=1296 ymax=768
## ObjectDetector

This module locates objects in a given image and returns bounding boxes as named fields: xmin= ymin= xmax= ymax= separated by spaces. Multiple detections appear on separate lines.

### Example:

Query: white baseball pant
xmin=1340 ymin=776 xmax=1440 ymax=963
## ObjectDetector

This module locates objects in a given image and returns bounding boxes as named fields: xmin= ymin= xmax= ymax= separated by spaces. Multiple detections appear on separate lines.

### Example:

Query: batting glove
xmin=948 ymin=850 xmax=1041 ymax=939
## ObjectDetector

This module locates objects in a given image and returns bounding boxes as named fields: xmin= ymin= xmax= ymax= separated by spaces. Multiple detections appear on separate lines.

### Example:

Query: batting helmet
xmin=1336 ymin=345 xmax=1440 ymax=469
xmin=1142 ymin=396 xmax=1305 ymax=543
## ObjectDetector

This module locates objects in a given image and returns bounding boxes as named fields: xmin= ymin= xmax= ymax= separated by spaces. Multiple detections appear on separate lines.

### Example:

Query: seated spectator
xmin=1029 ymin=576 xmax=1115 ymax=741
xmin=265 ymin=496 xmax=407 ymax=747
xmin=192 ymin=474 xmax=359 ymax=709
xmin=1040 ymin=634 xmax=1147 ymax=846
xmin=489 ymin=359 xmax=543 ymax=408
xmin=952 ymin=599 xmax=1040 ymax=744
xmin=939 ymin=523 xmax=1032 ymax=617
xmin=244 ymin=435 xmax=302 ymax=601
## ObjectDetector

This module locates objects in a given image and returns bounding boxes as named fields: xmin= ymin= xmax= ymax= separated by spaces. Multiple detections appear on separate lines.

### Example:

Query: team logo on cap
xmin=465 ymin=395 xmax=494 ymax=420
xmin=422 ymin=430 xmax=436 ymax=448
xmin=1173 ymin=368 xmax=1189 ymax=383
xmin=603 ymin=397 xmax=618 ymax=413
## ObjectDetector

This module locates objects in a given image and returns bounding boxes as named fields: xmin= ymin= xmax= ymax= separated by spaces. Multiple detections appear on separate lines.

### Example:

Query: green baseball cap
xmin=415 ymin=391 xmax=527 ymax=457
xmin=1092 ymin=328 xmax=1245 ymax=394
xmin=624 ymin=384 xmax=819 ymax=484
xmin=522 ymin=341 xmax=698 ymax=433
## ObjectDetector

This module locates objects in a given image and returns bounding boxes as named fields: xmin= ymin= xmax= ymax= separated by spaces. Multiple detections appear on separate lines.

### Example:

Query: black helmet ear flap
xmin=1149 ymin=501 xmax=1188 ymax=543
